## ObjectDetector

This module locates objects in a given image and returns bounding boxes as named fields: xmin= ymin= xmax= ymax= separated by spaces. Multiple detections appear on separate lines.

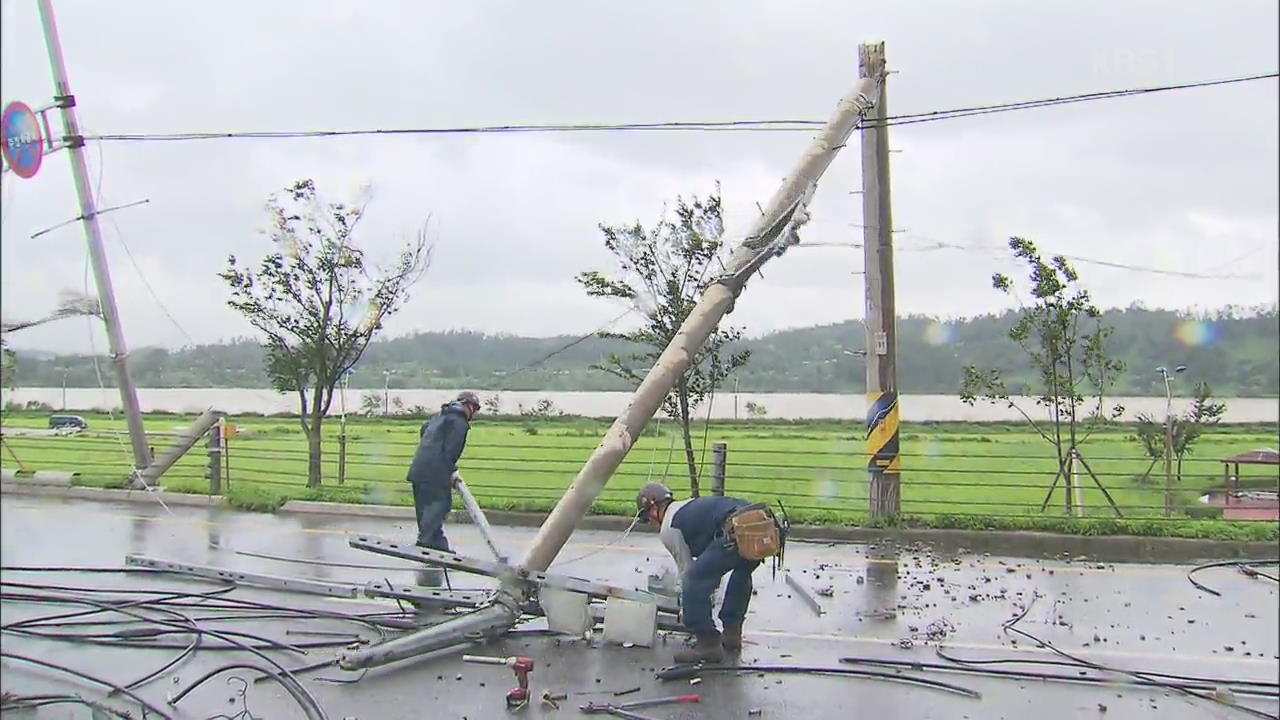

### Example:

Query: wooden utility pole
xmin=860 ymin=42 xmax=901 ymax=520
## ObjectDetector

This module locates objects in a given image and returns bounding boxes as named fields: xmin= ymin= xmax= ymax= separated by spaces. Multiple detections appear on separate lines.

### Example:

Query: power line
xmin=79 ymin=72 xmax=1276 ymax=144
xmin=493 ymin=306 xmax=637 ymax=389
xmin=802 ymin=235 xmax=1263 ymax=281
xmin=1059 ymin=252 xmax=1262 ymax=280
xmin=84 ymin=136 xmax=197 ymax=346
xmin=923 ymin=239 xmax=1262 ymax=280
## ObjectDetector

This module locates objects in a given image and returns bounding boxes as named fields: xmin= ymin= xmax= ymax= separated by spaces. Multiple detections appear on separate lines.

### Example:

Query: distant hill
xmin=8 ymin=305 xmax=1278 ymax=397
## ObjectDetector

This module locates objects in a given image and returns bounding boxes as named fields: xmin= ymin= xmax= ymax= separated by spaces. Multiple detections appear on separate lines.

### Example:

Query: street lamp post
xmin=338 ymin=368 xmax=353 ymax=485
xmin=382 ymin=369 xmax=396 ymax=416
xmin=59 ymin=367 xmax=70 ymax=410
xmin=1157 ymin=365 xmax=1187 ymax=517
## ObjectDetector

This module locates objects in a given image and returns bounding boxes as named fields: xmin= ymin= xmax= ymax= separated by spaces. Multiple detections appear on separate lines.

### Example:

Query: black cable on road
xmin=836 ymin=653 xmax=1279 ymax=698
xmin=0 ymin=650 xmax=174 ymax=720
xmin=655 ymin=663 xmax=982 ymax=698
xmin=1188 ymin=559 xmax=1280 ymax=596
xmin=250 ymin=657 xmax=341 ymax=686
xmin=0 ymin=582 xmax=330 ymax=714
xmin=932 ymin=648 xmax=1280 ymax=692
xmin=0 ymin=693 xmax=134 ymax=718
xmin=168 ymin=662 xmax=327 ymax=720
xmin=1 ymin=589 xmax=314 ymax=654
xmin=1002 ymin=593 xmax=1278 ymax=720
xmin=1 ymin=574 xmax=409 ymax=636
xmin=1242 ymin=562 xmax=1280 ymax=583
xmin=116 ymin=630 xmax=201 ymax=693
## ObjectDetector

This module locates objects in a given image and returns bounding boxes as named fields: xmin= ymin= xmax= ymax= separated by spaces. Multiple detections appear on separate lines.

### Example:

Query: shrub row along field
xmin=1 ymin=412 xmax=1276 ymax=540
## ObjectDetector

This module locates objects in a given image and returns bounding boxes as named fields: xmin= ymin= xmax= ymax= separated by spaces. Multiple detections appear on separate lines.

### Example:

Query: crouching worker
xmin=406 ymin=391 xmax=481 ymax=551
xmin=636 ymin=482 xmax=784 ymax=663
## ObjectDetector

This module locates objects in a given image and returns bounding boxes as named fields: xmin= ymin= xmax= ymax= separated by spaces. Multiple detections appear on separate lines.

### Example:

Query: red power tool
xmin=462 ymin=654 xmax=535 ymax=709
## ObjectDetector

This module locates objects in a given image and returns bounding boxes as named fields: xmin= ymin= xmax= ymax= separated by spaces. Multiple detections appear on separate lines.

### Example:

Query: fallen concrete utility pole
xmin=135 ymin=408 xmax=223 ymax=487
xmin=38 ymin=0 xmax=153 ymax=474
xmin=338 ymin=52 xmax=885 ymax=670
xmin=519 ymin=65 xmax=884 ymax=575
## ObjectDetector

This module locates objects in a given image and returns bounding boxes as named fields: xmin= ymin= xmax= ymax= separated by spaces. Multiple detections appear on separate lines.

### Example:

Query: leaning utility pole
xmin=860 ymin=42 xmax=901 ymax=520
xmin=338 ymin=50 xmax=887 ymax=671
xmin=37 ymin=0 xmax=152 ymax=474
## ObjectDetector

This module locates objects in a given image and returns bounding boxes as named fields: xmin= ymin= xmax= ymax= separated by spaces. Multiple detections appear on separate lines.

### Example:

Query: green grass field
xmin=2 ymin=411 xmax=1276 ymax=540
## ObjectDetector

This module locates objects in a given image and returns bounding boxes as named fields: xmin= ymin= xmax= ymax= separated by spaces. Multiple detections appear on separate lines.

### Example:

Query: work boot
xmin=674 ymin=632 xmax=724 ymax=664
xmin=721 ymin=623 xmax=743 ymax=652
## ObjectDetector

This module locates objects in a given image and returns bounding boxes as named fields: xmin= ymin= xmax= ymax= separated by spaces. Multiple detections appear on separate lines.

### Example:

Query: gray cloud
xmin=1 ymin=0 xmax=1275 ymax=353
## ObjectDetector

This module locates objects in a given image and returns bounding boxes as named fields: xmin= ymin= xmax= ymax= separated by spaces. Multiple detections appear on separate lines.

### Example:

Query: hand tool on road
xmin=581 ymin=694 xmax=700 ymax=717
xmin=462 ymin=654 xmax=534 ymax=709
xmin=580 ymin=705 xmax=660 ymax=720
xmin=454 ymin=476 xmax=506 ymax=562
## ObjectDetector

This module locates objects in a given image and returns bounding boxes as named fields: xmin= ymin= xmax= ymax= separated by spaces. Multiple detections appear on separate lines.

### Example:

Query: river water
xmin=3 ymin=387 xmax=1277 ymax=423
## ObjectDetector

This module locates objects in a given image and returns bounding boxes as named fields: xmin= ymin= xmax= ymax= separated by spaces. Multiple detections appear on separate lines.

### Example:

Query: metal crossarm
xmin=349 ymin=535 xmax=679 ymax=614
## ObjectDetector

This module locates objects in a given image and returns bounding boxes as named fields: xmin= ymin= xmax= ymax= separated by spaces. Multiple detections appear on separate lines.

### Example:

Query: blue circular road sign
xmin=2 ymin=101 xmax=45 ymax=179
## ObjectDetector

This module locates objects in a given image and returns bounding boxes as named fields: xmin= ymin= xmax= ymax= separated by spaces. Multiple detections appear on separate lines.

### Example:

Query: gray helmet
xmin=456 ymin=391 xmax=481 ymax=411
xmin=636 ymin=482 xmax=673 ymax=518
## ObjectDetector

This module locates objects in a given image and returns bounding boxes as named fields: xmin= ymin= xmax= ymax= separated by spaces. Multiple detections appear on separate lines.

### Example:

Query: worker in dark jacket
xmin=637 ymin=482 xmax=758 ymax=663
xmin=407 ymin=391 xmax=481 ymax=551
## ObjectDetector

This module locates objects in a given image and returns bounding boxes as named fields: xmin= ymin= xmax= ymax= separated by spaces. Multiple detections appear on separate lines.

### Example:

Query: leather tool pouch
xmin=724 ymin=504 xmax=782 ymax=561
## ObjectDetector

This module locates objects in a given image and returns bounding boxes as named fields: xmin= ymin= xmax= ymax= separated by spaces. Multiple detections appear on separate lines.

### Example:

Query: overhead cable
xmin=79 ymin=72 xmax=1277 ymax=144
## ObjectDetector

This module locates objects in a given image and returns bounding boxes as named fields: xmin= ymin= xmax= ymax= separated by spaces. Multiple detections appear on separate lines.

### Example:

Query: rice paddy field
xmin=2 ymin=411 xmax=1276 ymax=540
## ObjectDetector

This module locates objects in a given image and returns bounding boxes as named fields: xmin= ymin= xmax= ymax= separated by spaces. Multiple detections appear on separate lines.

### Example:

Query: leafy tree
xmin=0 ymin=336 xmax=15 ymax=394
xmin=359 ymin=391 xmax=383 ymax=416
xmin=577 ymin=187 xmax=749 ymax=496
xmin=1132 ymin=381 xmax=1227 ymax=484
xmin=745 ymin=400 xmax=768 ymax=418
xmin=483 ymin=393 xmax=502 ymax=415
xmin=961 ymin=237 xmax=1125 ymax=513
xmin=220 ymin=179 xmax=430 ymax=487
xmin=518 ymin=398 xmax=562 ymax=418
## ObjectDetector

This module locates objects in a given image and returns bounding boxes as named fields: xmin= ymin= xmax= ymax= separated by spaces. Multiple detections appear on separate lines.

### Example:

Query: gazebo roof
xmin=1221 ymin=449 xmax=1280 ymax=466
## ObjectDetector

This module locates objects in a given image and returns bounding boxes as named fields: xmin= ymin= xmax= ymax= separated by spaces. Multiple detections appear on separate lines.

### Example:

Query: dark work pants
xmin=411 ymin=481 xmax=452 ymax=551
xmin=681 ymin=537 xmax=760 ymax=635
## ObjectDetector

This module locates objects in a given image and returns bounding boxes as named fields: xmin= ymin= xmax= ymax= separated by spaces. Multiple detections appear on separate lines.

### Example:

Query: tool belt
xmin=723 ymin=503 xmax=784 ymax=561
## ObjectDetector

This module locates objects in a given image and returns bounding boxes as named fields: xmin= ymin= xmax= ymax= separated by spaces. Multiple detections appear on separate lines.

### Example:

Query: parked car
xmin=48 ymin=414 xmax=88 ymax=432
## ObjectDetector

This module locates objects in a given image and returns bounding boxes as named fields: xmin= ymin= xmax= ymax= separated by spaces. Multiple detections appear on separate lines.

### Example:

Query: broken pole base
xmin=337 ymin=597 xmax=521 ymax=670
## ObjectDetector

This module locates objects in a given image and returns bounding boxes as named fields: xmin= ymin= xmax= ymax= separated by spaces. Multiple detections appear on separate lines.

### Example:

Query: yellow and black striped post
xmin=860 ymin=42 xmax=900 ymax=520
xmin=866 ymin=390 xmax=901 ymax=518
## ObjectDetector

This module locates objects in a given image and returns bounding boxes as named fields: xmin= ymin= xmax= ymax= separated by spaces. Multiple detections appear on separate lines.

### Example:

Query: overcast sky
xmin=1 ymin=0 xmax=1276 ymax=354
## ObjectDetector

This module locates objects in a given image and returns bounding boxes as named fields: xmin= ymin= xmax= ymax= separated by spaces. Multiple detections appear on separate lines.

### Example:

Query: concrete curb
xmin=280 ymin=499 xmax=415 ymax=519
xmin=3 ymin=484 xmax=1275 ymax=562
xmin=1 ymin=482 xmax=224 ymax=508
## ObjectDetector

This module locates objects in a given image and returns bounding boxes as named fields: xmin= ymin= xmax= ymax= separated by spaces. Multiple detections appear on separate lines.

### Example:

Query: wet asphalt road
xmin=0 ymin=495 xmax=1276 ymax=719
